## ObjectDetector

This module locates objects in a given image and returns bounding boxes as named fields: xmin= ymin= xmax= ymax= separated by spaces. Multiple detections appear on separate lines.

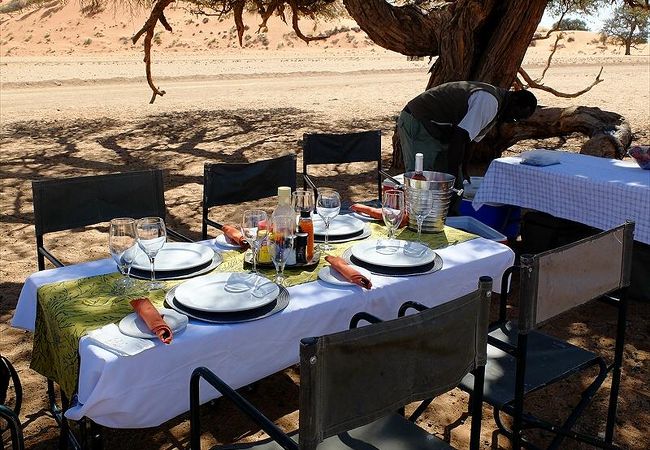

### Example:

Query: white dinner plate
xmin=174 ymin=273 xmax=280 ymax=313
xmin=349 ymin=211 xmax=382 ymax=222
xmin=318 ymin=265 xmax=372 ymax=286
xmin=215 ymin=233 xmax=243 ymax=249
xmin=118 ymin=308 xmax=188 ymax=339
xmin=350 ymin=239 xmax=436 ymax=268
xmin=313 ymin=215 xmax=365 ymax=237
xmin=132 ymin=243 xmax=214 ymax=272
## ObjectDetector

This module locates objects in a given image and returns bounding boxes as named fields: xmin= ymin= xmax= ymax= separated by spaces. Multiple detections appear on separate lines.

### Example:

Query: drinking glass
xmin=407 ymin=188 xmax=434 ymax=244
xmin=378 ymin=190 xmax=405 ymax=254
xmin=269 ymin=216 xmax=295 ymax=286
xmin=316 ymin=188 xmax=341 ymax=252
xmin=109 ymin=218 xmax=138 ymax=293
xmin=135 ymin=217 xmax=167 ymax=291
xmin=292 ymin=188 xmax=315 ymax=215
xmin=241 ymin=209 xmax=268 ymax=274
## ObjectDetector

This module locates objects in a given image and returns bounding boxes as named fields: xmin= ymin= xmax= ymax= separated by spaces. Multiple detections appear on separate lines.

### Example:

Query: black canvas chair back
xmin=32 ymin=169 xmax=189 ymax=270
xmin=190 ymin=277 xmax=493 ymax=450
xmin=302 ymin=130 xmax=382 ymax=204
xmin=202 ymin=154 xmax=297 ymax=239
xmin=1 ymin=355 xmax=24 ymax=450
xmin=461 ymin=222 xmax=635 ymax=450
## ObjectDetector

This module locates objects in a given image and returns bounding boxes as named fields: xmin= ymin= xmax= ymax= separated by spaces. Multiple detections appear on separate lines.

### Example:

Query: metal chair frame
xmin=464 ymin=222 xmax=635 ymax=450
xmin=301 ymin=130 xmax=382 ymax=205
xmin=1 ymin=355 xmax=24 ymax=450
xmin=202 ymin=154 xmax=297 ymax=240
xmin=32 ymin=169 xmax=192 ymax=450
xmin=190 ymin=277 xmax=492 ymax=450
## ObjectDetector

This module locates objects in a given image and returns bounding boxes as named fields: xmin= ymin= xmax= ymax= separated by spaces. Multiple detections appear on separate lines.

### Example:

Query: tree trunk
xmin=342 ymin=0 xmax=631 ymax=170
xmin=474 ymin=106 xmax=632 ymax=160
xmin=625 ymin=41 xmax=631 ymax=55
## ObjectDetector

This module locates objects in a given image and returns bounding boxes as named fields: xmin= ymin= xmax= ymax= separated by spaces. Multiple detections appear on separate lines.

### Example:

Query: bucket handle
xmin=379 ymin=169 xmax=464 ymax=197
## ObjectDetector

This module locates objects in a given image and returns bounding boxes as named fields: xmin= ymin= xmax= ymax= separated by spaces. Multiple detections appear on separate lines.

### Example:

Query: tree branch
xmin=536 ymin=32 xmax=563 ymax=83
xmin=519 ymin=66 xmax=604 ymax=98
xmin=534 ymin=3 xmax=568 ymax=40
xmin=132 ymin=0 xmax=174 ymax=104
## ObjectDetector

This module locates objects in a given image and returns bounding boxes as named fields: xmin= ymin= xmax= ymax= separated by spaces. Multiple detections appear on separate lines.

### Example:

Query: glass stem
xmin=325 ymin=220 xmax=330 ymax=248
xmin=417 ymin=217 xmax=424 ymax=243
xmin=149 ymin=256 xmax=156 ymax=283
xmin=252 ymin=245 xmax=258 ymax=273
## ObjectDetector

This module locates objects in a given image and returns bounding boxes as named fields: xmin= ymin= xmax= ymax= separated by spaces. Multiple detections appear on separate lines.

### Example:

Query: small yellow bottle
xmin=257 ymin=226 xmax=272 ymax=264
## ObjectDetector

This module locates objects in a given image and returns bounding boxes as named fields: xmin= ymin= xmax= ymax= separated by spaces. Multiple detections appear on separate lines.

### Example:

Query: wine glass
xmin=378 ymin=190 xmax=405 ymax=254
xmin=241 ymin=209 xmax=268 ymax=274
xmin=135 ymin=217 xmax=167 ymax=291
xmin=316 ymin=188 xmax=341 ymax=252
xmin=108 ymin=218 xmax=138 ymax=293
xmin=407 ymin=188 xmax=434 ymax=245
xmin=269 ymin=215 xmax=295 ymax=286
xmin=292 ymin=188 xmax=315 ymax=216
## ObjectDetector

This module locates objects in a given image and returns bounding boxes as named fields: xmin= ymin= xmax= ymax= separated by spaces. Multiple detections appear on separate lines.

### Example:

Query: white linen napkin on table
xmin=86 ymin=323 xmax=155 ymax=357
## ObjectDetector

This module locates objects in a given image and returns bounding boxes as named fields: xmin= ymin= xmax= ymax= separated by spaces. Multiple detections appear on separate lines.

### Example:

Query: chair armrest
xmin=349 ymin=312 xmax=382 ymax=329
xmin=397 ymin=301 xmax=428 ymax=317
xmin=0 ymin=404 xmax=24 ymax=450
xmin=190 ymin=367 xmax=298 ymax=450
xmin=38 ymin=246 xmax=64 ymax=268
xmin=166 ymin=228 xmax=193 ymax=243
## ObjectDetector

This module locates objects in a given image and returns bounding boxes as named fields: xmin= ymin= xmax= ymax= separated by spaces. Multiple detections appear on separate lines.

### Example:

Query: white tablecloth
xmin=12 ymin=238 xmax=514 ymax=428
xmin=473 ymin=151 xmax=650 ymax=245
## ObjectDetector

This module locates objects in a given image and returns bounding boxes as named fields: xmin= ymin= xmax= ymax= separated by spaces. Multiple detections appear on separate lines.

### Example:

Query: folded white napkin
xmin=86 ymin=323 xmax=155 ymax=357
xmin=520 ymin=149 xmax=561 ymax=167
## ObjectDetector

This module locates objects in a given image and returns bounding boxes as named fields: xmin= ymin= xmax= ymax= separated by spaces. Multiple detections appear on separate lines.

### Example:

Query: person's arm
xmin=447 ymin=126 xmax=470 ymax=184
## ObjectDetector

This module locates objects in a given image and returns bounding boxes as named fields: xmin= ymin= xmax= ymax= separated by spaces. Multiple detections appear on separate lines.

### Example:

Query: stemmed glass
xmin=108 ymin=218 xmax=138 ymax=293
xmin=407 ymin=188 xmax=434 ymax=244
xmin=269 ymin=216 xmax=295 ymax=286
xmin=241 ymin=209 xmax=268 ymax=274
xmin=292 ymin=188 xmax=315 ymax=216
xmin=378 ymin=190 xmax=405 ymax=254
xmin=135 ymin=217 xmax=167 ymax=291
xmin=316 ymin=188 xmax=341 ymax=252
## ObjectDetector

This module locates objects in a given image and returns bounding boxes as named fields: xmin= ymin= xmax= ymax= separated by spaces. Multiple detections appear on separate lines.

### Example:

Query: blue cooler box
xmin=458 ymin=198 xmax=521 ymax=240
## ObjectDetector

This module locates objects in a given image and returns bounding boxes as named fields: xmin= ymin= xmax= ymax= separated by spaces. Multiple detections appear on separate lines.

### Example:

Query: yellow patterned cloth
xmin=31 ymin=223 xmax=478 ymax=397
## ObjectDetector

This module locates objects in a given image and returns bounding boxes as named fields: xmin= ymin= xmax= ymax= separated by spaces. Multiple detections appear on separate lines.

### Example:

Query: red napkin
xmin=350 ymin=204 xmax=409 ymax=227
xmin=325 ymin=256 xmax=372 ymax=289
xmin=221 ymin=225 xmax=249 ymax=248
xmin=129 ymin=298 xmax=173 ymax=344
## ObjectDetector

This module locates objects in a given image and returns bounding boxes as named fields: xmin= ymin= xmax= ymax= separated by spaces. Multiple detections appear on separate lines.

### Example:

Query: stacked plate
xmin=165 ymin=273 xmax=289 ymax=324
xmin=344 ymin=239 xmax=443 ymax=277
xmin=313 ymin=215 xmax=370 ymax=243
xmin=130 ymin=242 xmax=222 ymax=280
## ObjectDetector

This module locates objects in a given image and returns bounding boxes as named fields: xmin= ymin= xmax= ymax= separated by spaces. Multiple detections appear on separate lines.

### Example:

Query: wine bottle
xmin=411 ymin=153 xmax=427 ymax=181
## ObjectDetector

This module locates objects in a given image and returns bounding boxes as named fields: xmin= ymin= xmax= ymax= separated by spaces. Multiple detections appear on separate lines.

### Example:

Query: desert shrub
xmin=153 ymin=31 xmax=162 ymax=45
xmin=202 ymin=17 xmax=209 ymax=24
xmin=528 ymin=39 xmax=537 ymax=47
xmin=83 ymin=38 xmax=92 ymax=46
xmin=567 ymin=36 xmax=575 ymax=42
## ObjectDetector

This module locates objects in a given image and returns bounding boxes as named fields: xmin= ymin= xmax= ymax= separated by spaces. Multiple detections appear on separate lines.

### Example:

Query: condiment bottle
xmin=271 ymin=186 xmax=295 ymax=223
xmin=256 ymin=220 xmax=272 ymax=264
xmin=298 ymin=210 xmax=315 ymax=261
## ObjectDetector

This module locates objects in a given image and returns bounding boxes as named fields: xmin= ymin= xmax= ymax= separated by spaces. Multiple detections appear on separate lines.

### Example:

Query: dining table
xmin=472 ymin=150 xmax=650 ymax=245
xmin=12 ymin=220 xmax=515 ymax=430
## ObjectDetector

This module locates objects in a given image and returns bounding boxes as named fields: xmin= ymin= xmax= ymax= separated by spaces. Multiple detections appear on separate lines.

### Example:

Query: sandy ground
xmin=1 ymin=2 xmax=650 ymax=450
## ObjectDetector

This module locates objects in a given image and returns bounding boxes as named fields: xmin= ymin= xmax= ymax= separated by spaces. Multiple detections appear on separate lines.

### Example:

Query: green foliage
xmin=552 ymin=17 xmax=590 ymax=30
xmin=601 ymin=5 xmax=650 ymax=46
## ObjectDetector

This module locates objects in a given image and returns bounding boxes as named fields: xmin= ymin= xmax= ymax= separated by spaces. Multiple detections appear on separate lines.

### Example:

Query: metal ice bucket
xmin=404 ymin=171 xmax=456 ymax=233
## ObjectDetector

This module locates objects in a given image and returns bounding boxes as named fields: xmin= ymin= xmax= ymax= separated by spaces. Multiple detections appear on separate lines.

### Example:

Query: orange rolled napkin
xmin=221 ymin=225 xmax=249 ymax=248
xmin=325 ymin=256 xmax=372 ymax=289
xmin=130 ymin=298 xmax=173 ymax=344
xmin=350 ymin=204 xmax=409 ymax=227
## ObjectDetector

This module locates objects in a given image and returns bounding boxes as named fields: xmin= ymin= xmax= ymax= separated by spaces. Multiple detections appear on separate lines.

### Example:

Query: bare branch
xmin=536 ymin=32 xmax=563 ymax=83
xmin=519 ymin=66 xmax=604 ymax=98
xmin=534 ymin=4 xmax=569 ymax=41
xmin=289 ymin=0 xmax=328 ymax=42
xmin=133 ymin=0 xmax=174 ymax=103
